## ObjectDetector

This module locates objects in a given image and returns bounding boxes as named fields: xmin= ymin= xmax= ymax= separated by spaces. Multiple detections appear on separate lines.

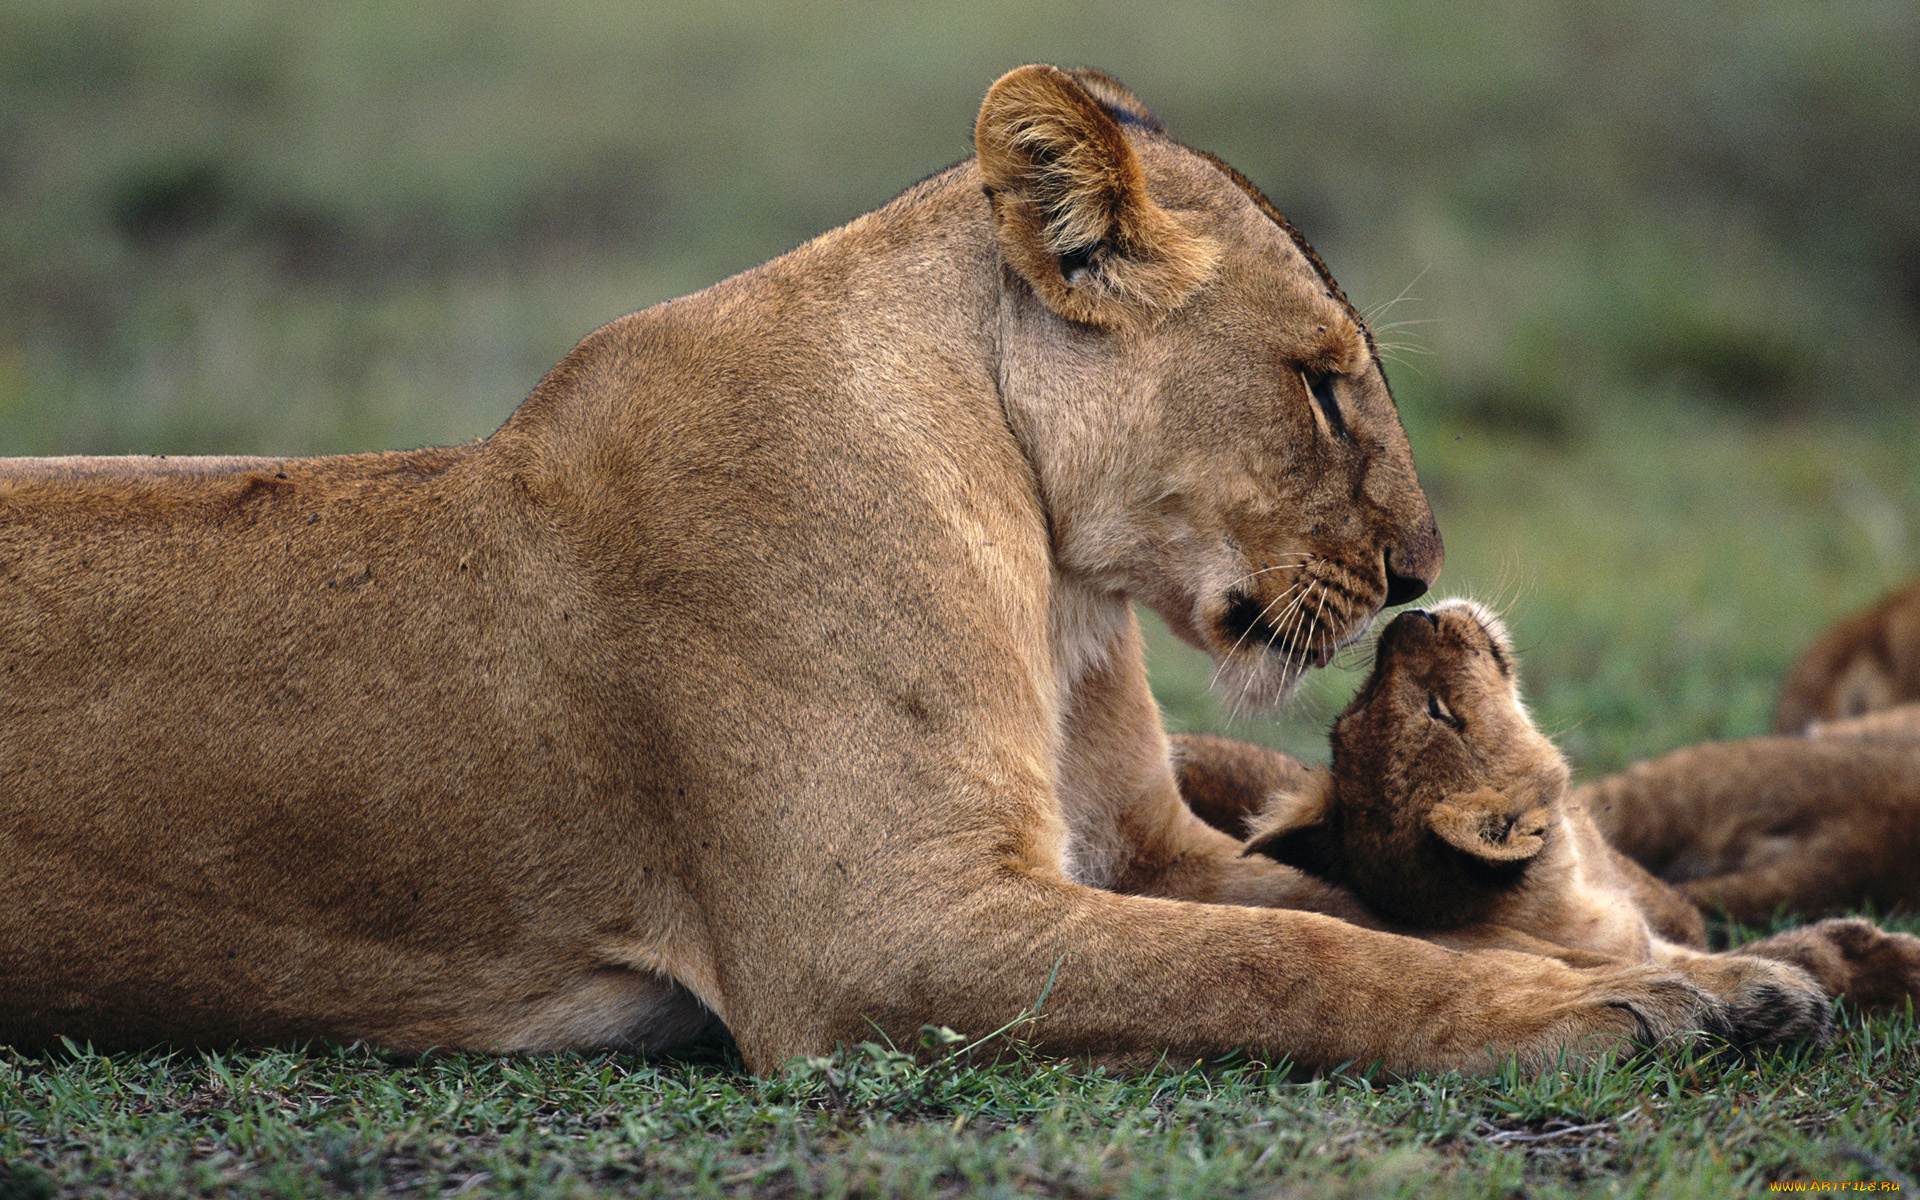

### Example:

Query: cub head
xmin=1773 ymin=578 xmax=1920 ymax=734
xmin=1243 ymin=598 xmax=1569 ymax=928
xmin=973 ymin=65 xmax=1441 ymax=705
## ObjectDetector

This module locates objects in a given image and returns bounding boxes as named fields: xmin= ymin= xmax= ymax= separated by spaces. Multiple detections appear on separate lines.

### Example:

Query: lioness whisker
xmin=1311 ymin=585 xmax=1331 ymax=667
xmin=1213 ymin=577 xmax=1312 ymax=711
xmin=1226 ymin=555 xmax=1313 ymax=590
xmin=1360 ymin=265 xmax=1430 ymax=326
xmin=1208 ymin=576 xmax=1308 ymax=694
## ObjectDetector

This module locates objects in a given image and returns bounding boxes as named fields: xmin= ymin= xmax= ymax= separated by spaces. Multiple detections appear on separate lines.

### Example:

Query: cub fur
xmin=1805 ymin=702 xmax=1920 ymax=742
xmin=1581 ymin=736 xmax=1920 ymax=924
xmin=1243 ymin=601 xmax=1706 ymax=950
xmin=1775 ymin=578 xmax=1920 ymax=734
xmin=4 ymin=67 xmax=1793 ymax=1074
xmin=1577 ymin=578 xmax=1920 ymax=928
xmin=1245 ymin=599 xmax=1909 ymax=1024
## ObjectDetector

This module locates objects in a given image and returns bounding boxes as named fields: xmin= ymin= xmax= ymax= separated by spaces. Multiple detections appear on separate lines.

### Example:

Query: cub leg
xmin=1733 ymin=918 xmax=1920 ymax=1014
xmin=1054 ymin=627 xmax=1373 ymax=918
xmin=1168 ymin=732 xmax=1314 ymax=839
xmin=1678 ymin=866 xmax=1866 ymax=927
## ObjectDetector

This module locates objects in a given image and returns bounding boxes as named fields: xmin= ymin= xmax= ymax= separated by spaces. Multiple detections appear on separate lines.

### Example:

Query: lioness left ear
xmin=1426 ymin=791 xmax=1548 ymax=863
xmin=1241 ymin=775 xmax=1346 ymax=884
xmin=974 ymin=64 xmax=1218 ymax=327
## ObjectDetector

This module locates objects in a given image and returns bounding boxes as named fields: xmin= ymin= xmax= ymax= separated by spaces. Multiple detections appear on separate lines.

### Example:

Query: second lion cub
xmin=1244 ymin=599 xmax=1916 ymax=1025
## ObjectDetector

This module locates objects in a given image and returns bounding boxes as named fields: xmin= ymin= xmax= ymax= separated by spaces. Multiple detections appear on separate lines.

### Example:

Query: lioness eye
xmin=1427 ymin=694 xmax=1462 ymax=729
xmin=1301 ymin=368 xmax=1347 ymax=439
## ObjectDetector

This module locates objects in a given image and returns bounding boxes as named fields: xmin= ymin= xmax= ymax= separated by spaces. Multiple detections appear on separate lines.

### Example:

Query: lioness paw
xmin=1520 ymin=965 xmax=1725 ymax=1067
xmin=1699 ymin=956 xmax=1835 ymax=1048
xmin=1589 ymin=969 xmax=1730 ymax=1050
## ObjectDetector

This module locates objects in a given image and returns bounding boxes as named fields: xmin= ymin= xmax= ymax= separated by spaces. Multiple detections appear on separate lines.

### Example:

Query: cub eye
xmin=1427 ymin=693 xmax=1463 ymax=729
xmin=1301 ymin=368 xmax=1347 ymax=440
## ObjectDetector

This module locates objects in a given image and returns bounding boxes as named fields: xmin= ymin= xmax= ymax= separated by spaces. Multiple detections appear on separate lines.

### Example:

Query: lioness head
xmin=1243 ymin=599 xmax=1568 ymax=927
xmin=975 ymin=66 xmax=1442 ymax=704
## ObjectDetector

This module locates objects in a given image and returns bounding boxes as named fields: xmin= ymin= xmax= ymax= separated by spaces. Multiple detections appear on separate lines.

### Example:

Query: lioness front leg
xmin=1645 ymin=944 xmax=1835 ymax=1047
xmin=1411 ymin=927 xmax=1832 ymax=1047
xmin=777 ymin=879 xmax=1736 ymax=1077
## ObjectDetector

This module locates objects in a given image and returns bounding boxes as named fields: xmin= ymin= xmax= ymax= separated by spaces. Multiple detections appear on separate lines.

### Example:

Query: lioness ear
xmin=974 ymin=64 xmax=1218 ymax=326
xmin=1241 ymin=774 xmax=1346 ymax=883
xmin=1427 ymin=791 xmax=1549 ymax=863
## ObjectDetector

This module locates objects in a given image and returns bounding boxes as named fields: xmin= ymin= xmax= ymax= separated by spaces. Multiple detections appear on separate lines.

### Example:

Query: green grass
xmin=6 ymin=2 xmax=1920 ymax=1196
xmin=4 ymin=987 xmax=1916 ymax=1199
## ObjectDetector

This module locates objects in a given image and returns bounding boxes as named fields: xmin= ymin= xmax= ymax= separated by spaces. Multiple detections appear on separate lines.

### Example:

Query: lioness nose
xmin=1382 ymin=548 xmax=1432 ymax=607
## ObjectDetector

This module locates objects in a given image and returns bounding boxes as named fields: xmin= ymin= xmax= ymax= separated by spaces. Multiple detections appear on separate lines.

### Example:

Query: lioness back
xmin=0 ymin=169 xmax=1050 ymax=1053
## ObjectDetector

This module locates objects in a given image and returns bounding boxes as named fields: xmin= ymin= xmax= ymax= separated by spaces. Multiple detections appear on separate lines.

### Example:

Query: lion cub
xmin=1242 ymin=599 xmax=1700 ymax=959
xmin=1242 ymin=600 xmax=1912 ymax=1028
xmin=1774 ymin=577 xmax=1920 ymax=734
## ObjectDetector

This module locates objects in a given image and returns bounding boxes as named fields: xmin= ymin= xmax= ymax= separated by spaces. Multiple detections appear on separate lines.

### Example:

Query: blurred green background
xmin=3 ymin=0 xmax=1916 ymax=776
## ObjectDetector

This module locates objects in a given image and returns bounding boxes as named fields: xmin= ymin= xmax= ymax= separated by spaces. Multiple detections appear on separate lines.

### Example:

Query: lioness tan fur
xmin=1244 ymin=600 xmax=1917 ymax=1017
xmin=1774 ymin=578 xmax=1920 ymax=734
xmin=4 ymin=67 xmax=1820 ymax=1073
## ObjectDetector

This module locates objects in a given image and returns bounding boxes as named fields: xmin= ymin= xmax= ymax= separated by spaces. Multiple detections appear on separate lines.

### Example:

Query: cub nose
xmin=1384 ymin=608 xmax=1434 ymax=639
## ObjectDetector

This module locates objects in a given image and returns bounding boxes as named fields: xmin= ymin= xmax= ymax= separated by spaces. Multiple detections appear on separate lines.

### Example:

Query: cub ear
xmin=1241 ymin=774 xmax=1346 ymax=884
xmin=1426 ymin=791 xmax=1549 ymax=863
xmin=974 ymin=64 xmax=1217 ymax=326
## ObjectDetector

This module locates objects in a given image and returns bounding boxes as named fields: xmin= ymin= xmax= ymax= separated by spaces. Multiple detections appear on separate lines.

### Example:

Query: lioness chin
xmin=3 ymin=66 xmax=1793 ymax=1074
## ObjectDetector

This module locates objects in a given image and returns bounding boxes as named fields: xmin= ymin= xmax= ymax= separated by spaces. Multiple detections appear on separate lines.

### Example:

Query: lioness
xmin=1774 ymin=577 xmax=1920 ymax=734
xmin=1243 ymin=600 xmax=1915 ymax=1017
xmin=2 ymin=66 xmax=1809 ymax=1072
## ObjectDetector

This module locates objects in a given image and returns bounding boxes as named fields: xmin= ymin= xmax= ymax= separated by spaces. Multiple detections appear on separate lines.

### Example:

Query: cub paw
xmin=1742 ymin=917 xmax=1920 ymax=1013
